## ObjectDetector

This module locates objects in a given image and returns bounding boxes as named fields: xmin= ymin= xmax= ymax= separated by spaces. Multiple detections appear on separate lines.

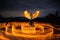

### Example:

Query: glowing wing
xmin=24 ymin=11 xmax=31 ymax=19
xmin=32 ymin=11 xmax=40 ymax=19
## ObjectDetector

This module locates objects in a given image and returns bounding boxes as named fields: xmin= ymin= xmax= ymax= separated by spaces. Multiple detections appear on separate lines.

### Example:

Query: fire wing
xmin=32 ymin=11 xmax=40 ymax=19
xmin=24 ymin=11 xmax=31 ymax=19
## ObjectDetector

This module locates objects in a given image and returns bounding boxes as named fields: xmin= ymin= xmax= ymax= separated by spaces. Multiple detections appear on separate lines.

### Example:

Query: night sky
xmin=0 ymin=0 xmax=60 ymax=17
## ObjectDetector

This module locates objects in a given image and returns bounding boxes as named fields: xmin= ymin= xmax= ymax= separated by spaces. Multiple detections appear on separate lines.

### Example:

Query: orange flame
xmin=24 ymin=10 xmax=31 ymax=19
xmin=24 ymin=10 xmax=40 ymax=19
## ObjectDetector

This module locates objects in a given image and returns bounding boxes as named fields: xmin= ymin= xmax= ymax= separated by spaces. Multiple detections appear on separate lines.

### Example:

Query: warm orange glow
xmin=4 ymin=22 xmax=53 ymax=39
xmin=24 ymin=10 xmax=40 ymax=19
xmin=0 ymin=22 xmax=60 ymax=40
xmin=32 ymin=11 xmax=40 ymax=19
xmin=24 ymin=10 xmax=31 ymax=19
xmin=0 ymin=10 xmax=60 ymax=40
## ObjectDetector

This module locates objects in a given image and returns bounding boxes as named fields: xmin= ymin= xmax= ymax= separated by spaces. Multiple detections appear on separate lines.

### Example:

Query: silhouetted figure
xmin=29 ymin=13 xmax=34 ymax=27
xmin=29 ymin=20 xmax=34 ymax=27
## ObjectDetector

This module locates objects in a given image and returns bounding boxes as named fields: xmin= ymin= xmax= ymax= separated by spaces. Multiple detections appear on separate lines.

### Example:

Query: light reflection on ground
xmin=0 ymin=22 xmax=60 ymax=40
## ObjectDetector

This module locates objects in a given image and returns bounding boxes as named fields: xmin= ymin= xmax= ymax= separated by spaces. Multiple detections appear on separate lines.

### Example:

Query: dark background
xmin=0 ymin=0 xmax=60 ymax=17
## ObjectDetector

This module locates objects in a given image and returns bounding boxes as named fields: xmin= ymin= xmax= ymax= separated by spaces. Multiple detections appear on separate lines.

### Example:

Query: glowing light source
xmin=24 ymin=10 xmax=40 ymax=19
xmin=24 ymin=10 xmax=31 ymax=19
xmin=32 ymin=11 xmax=40 ymax=19
xmin=0 ymin=10 xmax=55 ymax=40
